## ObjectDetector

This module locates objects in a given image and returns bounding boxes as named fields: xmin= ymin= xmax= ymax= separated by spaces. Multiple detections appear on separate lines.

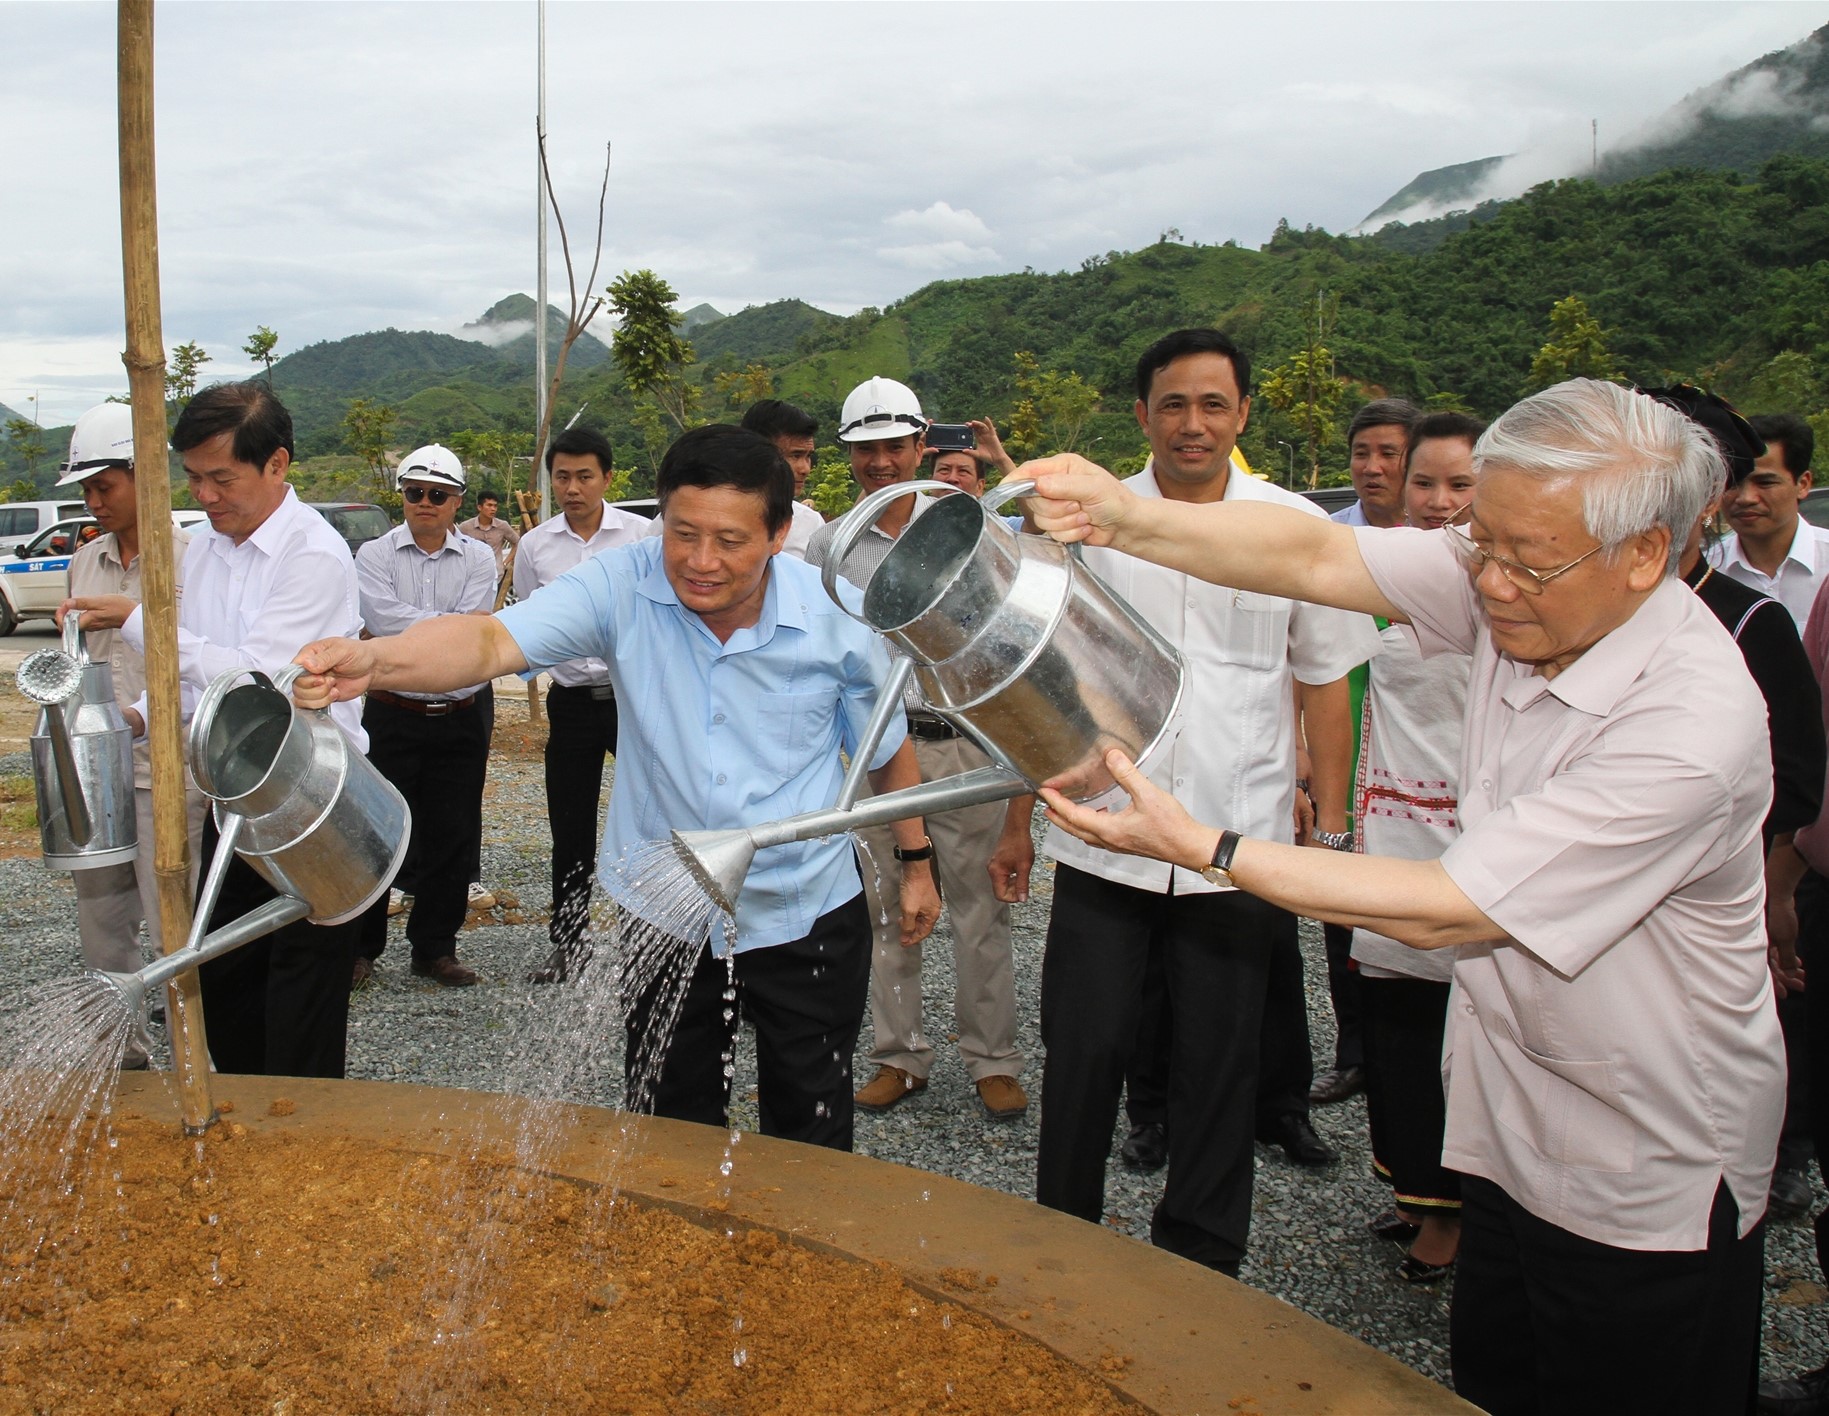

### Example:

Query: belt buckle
xmin=424 ymin=700 xmax=453 ymax=716
xmin=589 ymin=684 xmax=616 ymax=702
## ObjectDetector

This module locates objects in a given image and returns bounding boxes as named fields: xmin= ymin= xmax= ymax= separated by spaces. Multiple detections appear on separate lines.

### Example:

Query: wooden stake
xmin=118 ymin=0 xmax=215 ymax=1134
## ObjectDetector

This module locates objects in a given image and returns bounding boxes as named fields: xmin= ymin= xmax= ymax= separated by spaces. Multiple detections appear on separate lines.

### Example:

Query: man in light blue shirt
xmin=293 ymin=425 xmax=940 ymax=1150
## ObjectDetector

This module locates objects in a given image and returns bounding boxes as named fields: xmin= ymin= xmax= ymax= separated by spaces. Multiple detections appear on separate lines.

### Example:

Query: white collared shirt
xmin=357 ymin=523 xmax=498 ymax=700
xmin=1711 ymin=519 xmax=1829 ymax=632
xmin=1329 ymin=500 xmax=1371 ymax=527
xmin=1359 ymin=525 xmax=1782 ymax=1252
xmin=123 ymin=486 xmax=366 ymax=749
xmin=1044 ymin=465 xmax=1381 ymax=892
xmin=511 ymin=503 xmax=651 ymax=686
xmin=782 ymin=501 xmax=825 ymax=561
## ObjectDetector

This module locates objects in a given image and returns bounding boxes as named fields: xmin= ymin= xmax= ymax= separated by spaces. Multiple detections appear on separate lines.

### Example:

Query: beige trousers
xmin=858 ymin=734 xmax=1022 ymax=1082
xmin=73 ymin=783 xmax=207 ymax=1065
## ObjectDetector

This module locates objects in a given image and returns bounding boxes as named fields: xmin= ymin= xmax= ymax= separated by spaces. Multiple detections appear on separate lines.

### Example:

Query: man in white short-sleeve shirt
xmin=1712 ymin=411 xmax=1829 ymax=631
xmin=1025 ymin=377 xmax=1783 ymax=1416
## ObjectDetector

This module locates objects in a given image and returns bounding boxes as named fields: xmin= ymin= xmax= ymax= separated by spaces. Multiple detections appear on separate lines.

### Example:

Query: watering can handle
xmin=185 ymin=664 xmax=312 ymax=798
xmin=818 ymin=479 xmax=962 ymax=624
xmin=980 ymin=478 xmax=1036 ymax=514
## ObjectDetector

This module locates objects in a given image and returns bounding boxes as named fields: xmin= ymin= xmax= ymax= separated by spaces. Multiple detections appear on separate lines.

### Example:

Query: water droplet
xmin=732 ymin=1347 xmax=747 ymax=1368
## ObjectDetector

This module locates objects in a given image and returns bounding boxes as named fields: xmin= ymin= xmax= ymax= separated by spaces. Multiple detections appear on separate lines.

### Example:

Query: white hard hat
xmin=395 ymin=443 xmax=466 ymax=491
xmin=57 ymin=403 xmax=140 ymax=486
xmin=837 ymin=377 xmax=927 ymax=443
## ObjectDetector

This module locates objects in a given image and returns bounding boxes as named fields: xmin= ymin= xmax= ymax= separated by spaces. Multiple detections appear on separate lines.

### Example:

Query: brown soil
xmin=0 ymin=1112 xmax=1128 ymax=1416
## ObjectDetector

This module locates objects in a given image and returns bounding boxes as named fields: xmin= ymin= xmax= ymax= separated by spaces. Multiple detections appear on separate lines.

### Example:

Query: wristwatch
xmin=1312 ymin=828 xmax=1355 ymax=852
xmin=1201 ymin=830 xmax=1242 ymax=887
xmin=894 ymin=836 xmax=935 ymax=863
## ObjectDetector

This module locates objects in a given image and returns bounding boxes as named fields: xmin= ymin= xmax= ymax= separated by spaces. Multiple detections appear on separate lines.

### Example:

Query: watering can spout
xmin=90 ymin=968 xmax=147 ymax=1019
xmin=670 ymin=828 xmax=757 ymax=918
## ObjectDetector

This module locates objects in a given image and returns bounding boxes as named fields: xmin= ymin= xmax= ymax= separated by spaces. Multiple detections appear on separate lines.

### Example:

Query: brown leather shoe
xmin=854 ymin=1065 xmax=927 ymax=1112
xmin=411 ymin=955 xmax=478 ymax=987
xmin=975 ymin=1074 xmax=1028 ymax=1121
xmin=351 ymin=956 xmax=374 ymax=991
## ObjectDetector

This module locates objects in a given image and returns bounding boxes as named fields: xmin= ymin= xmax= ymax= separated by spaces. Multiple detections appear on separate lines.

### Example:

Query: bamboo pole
xmin=118 ymin=0 xmax=215 ymax=1134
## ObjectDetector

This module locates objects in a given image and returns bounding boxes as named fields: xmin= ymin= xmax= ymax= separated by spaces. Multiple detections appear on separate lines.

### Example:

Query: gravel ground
xmin=3 ymin=731 xmax=1828 ymax=1397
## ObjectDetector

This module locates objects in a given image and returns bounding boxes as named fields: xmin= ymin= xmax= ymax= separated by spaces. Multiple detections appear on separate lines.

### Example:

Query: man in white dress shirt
xmin=1715 ymin=412 xmax=1829 ymax=631
xmin=352 ymin=444 xmax=498 ymax=988
xmin=70 ymin=380 xmax=365 ymax=1078
xmin=1328 ymin=399 xmax=1420 ymax=530
xmin=514 ymin=426 xmax=651 ymax=981
xmin=739 ymin=399 xmax=826 ymax=560
xmin=1031 ymin=377 xmax=1781 ymax=1414
xmin=1033 ymin=329 xmax=1379 ymax=1274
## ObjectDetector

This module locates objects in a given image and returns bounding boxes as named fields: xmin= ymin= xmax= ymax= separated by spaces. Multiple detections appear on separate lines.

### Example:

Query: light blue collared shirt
xmin=496 ymin=540 xmax=907 ymax=951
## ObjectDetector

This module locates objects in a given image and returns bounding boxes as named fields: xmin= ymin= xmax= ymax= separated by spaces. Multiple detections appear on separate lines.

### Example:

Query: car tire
xmin=0 ymin=597 xmax=18 ymax=637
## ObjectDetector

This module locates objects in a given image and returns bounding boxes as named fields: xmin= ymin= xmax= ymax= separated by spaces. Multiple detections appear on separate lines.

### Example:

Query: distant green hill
xmin=457 ymin=294 xmax=611 ymax=371
xmin=1360 ymin=156 xmax=1510 ymax=229
xmin=695 ymin=299 xmax=843 ymax=370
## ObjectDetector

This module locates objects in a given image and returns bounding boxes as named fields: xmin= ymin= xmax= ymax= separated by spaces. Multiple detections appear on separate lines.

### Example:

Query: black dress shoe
xmin=1309 ymin=1065 xmax=1366 ymax=1105
xmin=527 ymin=942 xmax=592 ymax=984
xmin=1119 ymin=1122 xmax=1169 ymax=1172
xmin=1759 ymin=1363 xmax=1829 ymax=1415
xmin=1769 ymin=1164 xmax=1814 ymax=1222
xmin=1260 ymin=1114 xmax=1338 ymax=1167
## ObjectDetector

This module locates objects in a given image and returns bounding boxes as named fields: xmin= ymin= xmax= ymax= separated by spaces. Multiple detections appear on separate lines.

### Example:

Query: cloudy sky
xmin=4 ymin=0 xmax=1824 ymax=426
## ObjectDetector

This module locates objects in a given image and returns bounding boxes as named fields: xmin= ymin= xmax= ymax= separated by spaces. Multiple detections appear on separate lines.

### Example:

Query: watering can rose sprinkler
xmin=670 ymin=479 xmax=1185 ymax=913
xmin=87 ymin=663 xmax=412 ymax=1023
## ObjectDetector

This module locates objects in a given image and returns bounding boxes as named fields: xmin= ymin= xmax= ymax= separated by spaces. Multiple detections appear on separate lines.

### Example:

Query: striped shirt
xmin=356 ymin=523 xmax=497 ymax=700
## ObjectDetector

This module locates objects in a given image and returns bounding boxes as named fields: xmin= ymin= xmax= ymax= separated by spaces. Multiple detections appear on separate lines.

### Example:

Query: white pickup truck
xmin=0 ymin=511 xmax=208 ymax=635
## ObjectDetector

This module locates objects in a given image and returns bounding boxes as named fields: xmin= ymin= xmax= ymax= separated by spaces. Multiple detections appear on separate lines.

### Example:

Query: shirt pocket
xmin=1493 ymin=1019 xmax=1636 ymax=1173
xmin=754 ymin=690 xmax=837 ymax=782
xmin=1228 ymin=590 xmax=1290 ymax=670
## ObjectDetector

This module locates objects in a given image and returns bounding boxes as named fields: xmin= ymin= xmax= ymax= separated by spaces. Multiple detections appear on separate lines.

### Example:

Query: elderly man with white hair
xmin=1027 ymin=378 xmax=1782 ymax=1416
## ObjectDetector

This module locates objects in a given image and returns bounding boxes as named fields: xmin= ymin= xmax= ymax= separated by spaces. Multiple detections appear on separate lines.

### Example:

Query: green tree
xmin=4 ymin=417 xmax=47 ymax=479
xmin=0 ymin=478 xmax=38 ymax=504
xmin=607 ymin=269 xmax=702 ymax=433
xmin=1526 ymin=295 xmax=1624 ymax=391
xmin=1005 ymin=351 xmax=1100 ymax=459
xmin=1746 ymin=351 xmax=1824 ymax=415
xmin=342 ymin=398 xmax=399 ymax=498
xmin=242 ymin=326 xmax=280 ymax=385
xmin=166 ymin=340 xmax=212 ymax=403
xmin=804 ymin=450 xmax=857 ymax=518
xmin=713 ymin=362 xmax=774 ymax=411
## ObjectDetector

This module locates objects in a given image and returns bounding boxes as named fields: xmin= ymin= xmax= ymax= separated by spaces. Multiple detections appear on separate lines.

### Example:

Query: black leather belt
xmin=369 ymin=688 xmax=477 ymax=716
xmin=907 ymin=715 xmax=961 ymax=742
xmin=550 ymin=682 xmax=616 ymax=702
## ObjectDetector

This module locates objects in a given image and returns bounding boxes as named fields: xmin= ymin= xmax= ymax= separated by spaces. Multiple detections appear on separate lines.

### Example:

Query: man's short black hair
xmin=1406 ymin=411 xmax=1487 ymax=468
xmin=657 ymin=425 xmax=792 ymax=535
xmin=546 ymin=426 xmax=614 ymax=475
xmin=740 ymin=399 xmax=818 ymax=442
xmin=171 ymin=380 xmax=294 ymax=466
xmin=476 ymin=488 xmax=501 ymax=506
xmin=1135 ymin=330 xmax=1251 ymax=405
xmin=1749 ymin=413 xmax=1813 ymax=479
xmin=1348 ymin=398 xmax=1422 ymax=447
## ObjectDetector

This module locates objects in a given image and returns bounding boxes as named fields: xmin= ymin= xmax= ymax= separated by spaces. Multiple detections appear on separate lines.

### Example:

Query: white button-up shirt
xmin=1359 ymin=525 xmax=1783 ymax=1251
xmin=123 ymin=486 xmax=366 ymax=750
xmin=512 ymin=503 xmax=651 ymax=687
xmin=356 ymin=523 xmax=498 ymax=701
xmin=1044 ymin=465 xmax=1380 ymax=892
xmin=782 ymin=501 xmax=825 ymax=561
xmin=1711 ymin=518 xmax=1829 ymax=632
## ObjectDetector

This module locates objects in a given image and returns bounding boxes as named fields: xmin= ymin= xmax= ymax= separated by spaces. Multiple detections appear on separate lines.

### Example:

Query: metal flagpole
xmin=534 ymin=0 xmax=551 ymax=522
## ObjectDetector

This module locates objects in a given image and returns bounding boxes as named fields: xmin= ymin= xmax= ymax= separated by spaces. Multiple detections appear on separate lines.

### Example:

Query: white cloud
xmin=884 ymin=201 xmax=997 ymax=245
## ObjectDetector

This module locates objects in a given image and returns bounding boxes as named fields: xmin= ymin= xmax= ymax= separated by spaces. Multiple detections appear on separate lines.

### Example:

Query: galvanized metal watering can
xmin=671 ymin=481 xmax=1184 ymax=916
xmin=188 ymin=664 xmax=410 ymax=925
xmin=17 ymin=611 xmax=137 ymax=870
xmin=92 ymin=663 xmax=412 ymax=1023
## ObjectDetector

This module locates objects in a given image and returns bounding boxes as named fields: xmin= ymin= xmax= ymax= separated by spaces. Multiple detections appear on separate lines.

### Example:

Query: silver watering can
xmin=17 ymin=611 xmax=137 ymax=870
xmin=670 ymin=480 xmax=1184 ymax=914
xmin=92 ymin=663 xmax=412 ymax=1021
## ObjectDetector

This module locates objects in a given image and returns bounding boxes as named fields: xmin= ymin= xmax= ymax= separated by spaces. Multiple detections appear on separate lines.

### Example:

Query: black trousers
xmin=1123 ymin=937 xmax=1170 ymax=1130
xmin=357 ymin=688 xmax=492 ymax=965
xmin=1361 ymin=975 xmax=1458 ymax=1210
xmin=1257 ymin=911 xmax=1316 ymax=1127
xmin=544 ymin=683 xmax=618 ymax=947
xmin=1797 ymin=871 xmax=1829 ymax=1277
xmin=1319 ymin=920 xmax=1364 ymax=1070
xmin=1451 ymin=1175 xmax=1763 ymax=1416
xmin=195 ymin=815 xmax=356 ymax=1078
xmin=1037 ymin=865 xmax=1295 ymax=1272
xmin=623 ymin=892 xmax=871 ymax=1151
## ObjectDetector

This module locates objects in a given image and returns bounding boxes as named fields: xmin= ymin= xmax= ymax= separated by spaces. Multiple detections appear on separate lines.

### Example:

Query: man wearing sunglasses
xmin=1025 ymin=377 xmax=1782 ymax=1416
xmin=351 ymin=445 xmax=498 ymax=988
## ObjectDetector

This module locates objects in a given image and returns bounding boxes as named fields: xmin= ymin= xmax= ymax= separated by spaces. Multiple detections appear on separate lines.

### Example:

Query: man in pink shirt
xmin=1028 ymin=378 xmax=1782 ymax=1416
